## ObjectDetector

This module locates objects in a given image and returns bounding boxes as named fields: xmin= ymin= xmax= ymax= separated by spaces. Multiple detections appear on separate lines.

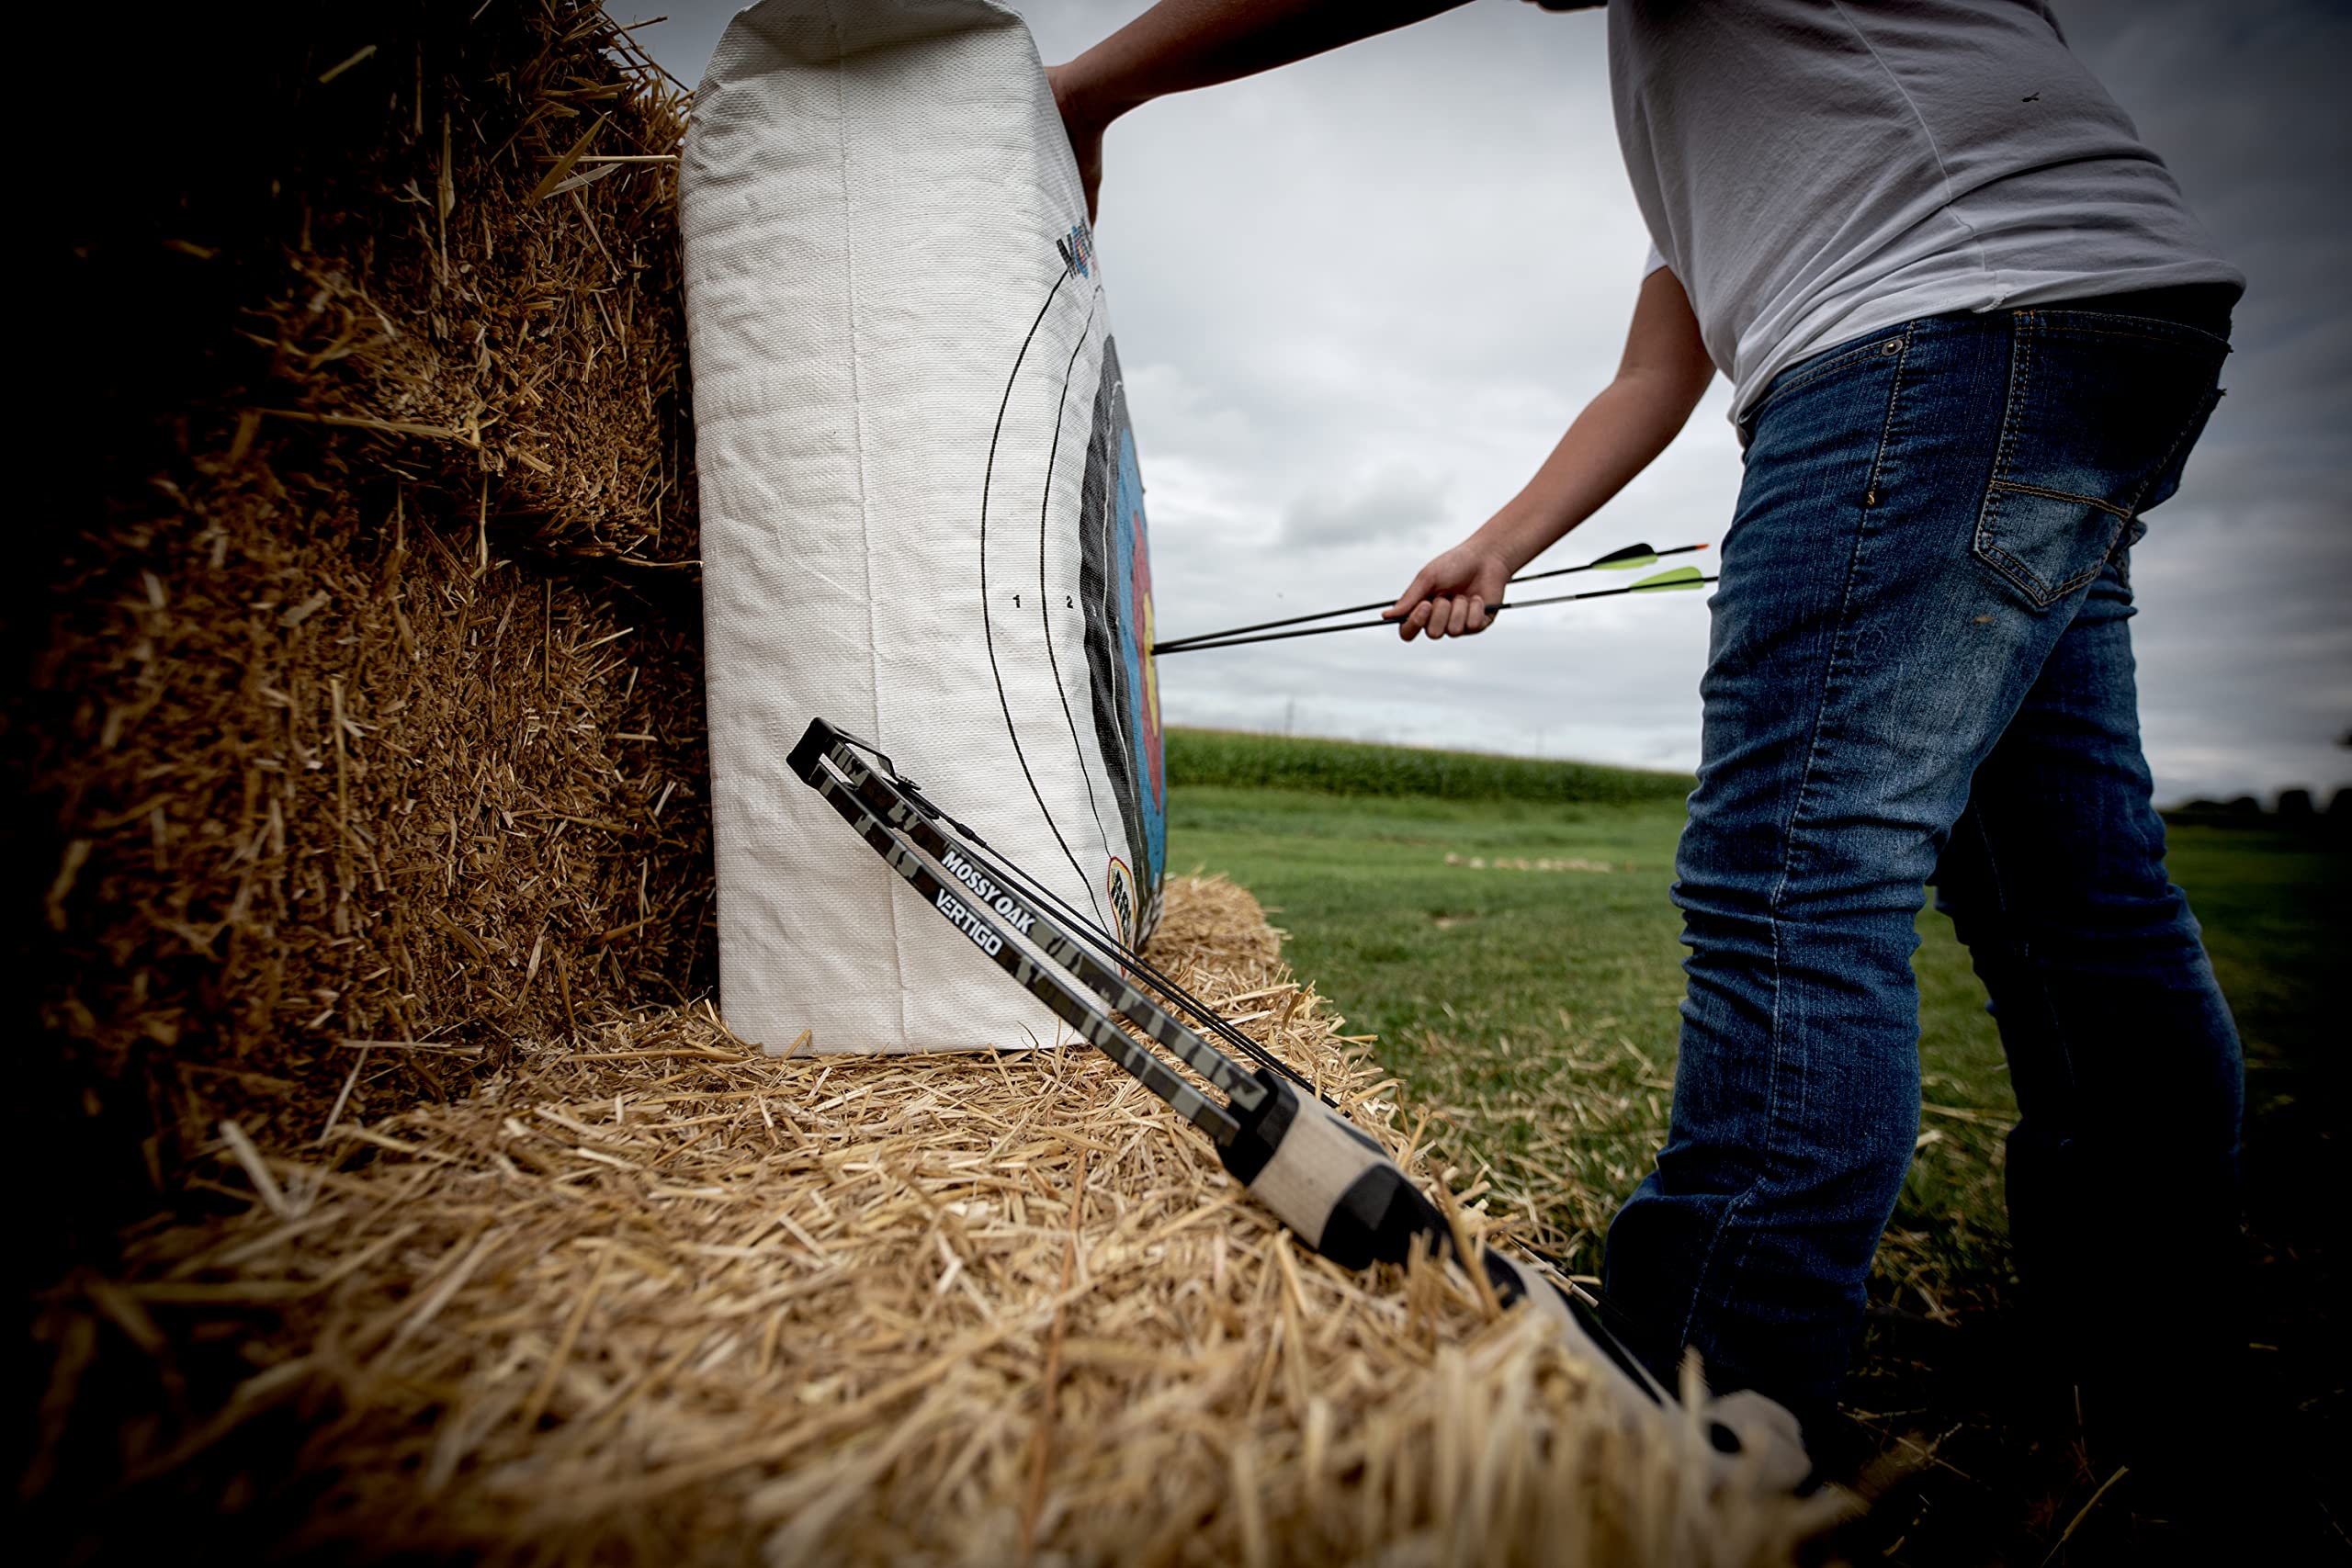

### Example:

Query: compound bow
xmin=786 ymin=717 xmax=1805 ymax=1482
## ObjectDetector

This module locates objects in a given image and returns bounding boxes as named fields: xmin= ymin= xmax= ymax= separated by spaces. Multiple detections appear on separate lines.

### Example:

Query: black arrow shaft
xmin=1150 ymin=543 xmax=1703 ymax=655
xmin=1152 ymin=573 xmax=1716 ymax=656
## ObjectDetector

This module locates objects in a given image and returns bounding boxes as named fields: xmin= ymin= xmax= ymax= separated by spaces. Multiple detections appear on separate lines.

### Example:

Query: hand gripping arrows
xmin=787 ymin=717 xmax=1809 ymax=1487
xmin=1151 ymin=541 xmax=1714 ymax=657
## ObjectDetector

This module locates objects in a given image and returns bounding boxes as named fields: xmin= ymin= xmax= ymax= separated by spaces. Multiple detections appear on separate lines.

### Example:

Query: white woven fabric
xmin=682 ymin=0 xmax=1166 ymax=1054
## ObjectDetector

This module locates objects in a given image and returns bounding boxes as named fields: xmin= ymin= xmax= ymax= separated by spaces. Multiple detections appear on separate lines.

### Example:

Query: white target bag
xmin=681 ymin=0 xmax=1166 ymax=1053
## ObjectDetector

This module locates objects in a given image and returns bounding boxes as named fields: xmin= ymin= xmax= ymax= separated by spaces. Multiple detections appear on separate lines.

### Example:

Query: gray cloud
xmin=1282 ymin=463 xmax=1451 ymax=549
xmin=641 ymin=0 xmax=2351 ymax=803
xmin=2052 ymin=0 xmax=2352 ymax=801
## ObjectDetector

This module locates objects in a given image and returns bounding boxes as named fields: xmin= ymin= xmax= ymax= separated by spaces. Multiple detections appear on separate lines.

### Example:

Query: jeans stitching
xmin=1747 ymin=336 xmax=1897 ymax=425
xmin=1976 ymin=314 xmax=2222 ymax=605
xmin=1990 ymin=479 xmax=2134 ymax=522
xmin=1977 ymin=541 xmax=2120 ymax=606
xmin=1974 ymin=313 xmax=2031 ymax=597
xmin=1973 ymin=312 xmax=2118 ymax=606
xmin=1675 ymin=320 xmax=1914 ymax=1355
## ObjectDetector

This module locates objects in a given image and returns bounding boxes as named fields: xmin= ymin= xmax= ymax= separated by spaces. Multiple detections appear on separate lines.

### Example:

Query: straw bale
xmin=261 ymin=6 xmax=696 ymax=562
xmin=15 ymin=1 xmax=708 ymax=1232
xmin=27 ymin=877 xmax=1839 ymax=1564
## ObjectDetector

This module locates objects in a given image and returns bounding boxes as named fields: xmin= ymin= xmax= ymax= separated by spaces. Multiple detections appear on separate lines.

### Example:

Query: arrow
xmin=1500 ymin=562 xmax=1708 ymax=610
xmin=1150 ymin=541 xmax=1704 ymax=655
xmin=1151 ymin=564 xmax=1713 ymax=656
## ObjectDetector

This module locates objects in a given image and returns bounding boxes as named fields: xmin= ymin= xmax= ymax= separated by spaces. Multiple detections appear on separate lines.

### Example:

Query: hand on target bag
xmin=1385 ymin=541 xmax=1512 ymax=642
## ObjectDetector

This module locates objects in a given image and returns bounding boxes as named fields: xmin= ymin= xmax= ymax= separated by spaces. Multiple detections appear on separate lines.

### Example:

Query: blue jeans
xmin=1601 ymin=300 xmax=2245 ymax=1427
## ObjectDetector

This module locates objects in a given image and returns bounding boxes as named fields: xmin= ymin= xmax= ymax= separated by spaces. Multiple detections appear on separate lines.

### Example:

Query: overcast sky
xmin=642 ymin=0 xmax=2349 ymax=805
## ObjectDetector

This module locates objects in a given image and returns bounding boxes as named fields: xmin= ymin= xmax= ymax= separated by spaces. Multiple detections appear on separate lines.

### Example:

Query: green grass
xmin=2164 ymin=821 xmax=2347 ymax=1068
xmin=1167 ymin=725 xmax=1694 ymax=806
xmin=1163 ymin=738 xmax=2344 ymax=1558
xmin=1165 ymin=782 xmax=2014 ymax=1284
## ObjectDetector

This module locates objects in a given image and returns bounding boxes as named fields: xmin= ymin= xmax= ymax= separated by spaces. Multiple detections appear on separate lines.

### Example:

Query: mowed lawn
xmin=1161 ymin=728 xmax=2344 ymax=1558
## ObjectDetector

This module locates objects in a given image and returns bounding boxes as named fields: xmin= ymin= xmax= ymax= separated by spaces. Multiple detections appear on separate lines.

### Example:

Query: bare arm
xmin=1057 ymin=0 xmax=1475 ymax=117
xmin=1389 ymin=265 xmax=1716 ymax=641
xmin=1050 ymin=0 xmax=1476 ymax=217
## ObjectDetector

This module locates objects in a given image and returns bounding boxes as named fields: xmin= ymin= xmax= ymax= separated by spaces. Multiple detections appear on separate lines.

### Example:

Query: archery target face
xmin=1080 ymin=337 xmax=1166 ymax=942
xmin=978 ymin=230 xmax=1165 ymax=953
xmin=683 ymin=0 xmax=1165 ymax=1052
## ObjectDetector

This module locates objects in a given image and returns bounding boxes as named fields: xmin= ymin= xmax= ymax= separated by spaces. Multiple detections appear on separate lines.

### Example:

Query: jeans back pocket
xmin=1973 ymin=310 xmax=2228 ymax=609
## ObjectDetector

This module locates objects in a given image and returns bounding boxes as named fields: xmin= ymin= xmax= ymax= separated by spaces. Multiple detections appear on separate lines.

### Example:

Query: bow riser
xmin=792 ymin=720 xmax=1272 ymax=1112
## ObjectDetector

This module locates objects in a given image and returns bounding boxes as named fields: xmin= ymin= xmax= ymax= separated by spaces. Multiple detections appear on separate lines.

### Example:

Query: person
xmin=1048 ymin=0 xmax=2250 ymax=1476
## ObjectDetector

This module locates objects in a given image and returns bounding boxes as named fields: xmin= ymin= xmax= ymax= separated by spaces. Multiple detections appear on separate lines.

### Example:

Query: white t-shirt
xmin=1608 ymin=0 xmax=2244 ymax=423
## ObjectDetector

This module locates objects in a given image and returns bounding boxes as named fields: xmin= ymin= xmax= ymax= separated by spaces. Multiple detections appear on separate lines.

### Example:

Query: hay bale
xmin=27 ymin=878 xmax=1838 ymax=1563
xmin=15 ymin=1 xmax=709 ymax=1224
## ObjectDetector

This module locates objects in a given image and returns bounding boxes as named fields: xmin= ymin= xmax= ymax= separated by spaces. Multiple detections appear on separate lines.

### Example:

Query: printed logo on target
xmin=1056 ymin=223 xmax=1095 ymax=278
xmin=1105 ymin=858 xmax=1136 ymax=949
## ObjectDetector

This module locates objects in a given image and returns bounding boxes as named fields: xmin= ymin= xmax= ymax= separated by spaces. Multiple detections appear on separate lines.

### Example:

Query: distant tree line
xmin=2165 ymin=786 xmax=2348 ymax=829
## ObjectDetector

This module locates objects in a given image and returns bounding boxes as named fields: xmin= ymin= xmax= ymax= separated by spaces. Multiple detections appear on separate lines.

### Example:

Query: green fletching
xmin=1629 ymin=565 xmax=1705 ymax=591
xmin=1591 ymin=543 xmax=1657 ymax=570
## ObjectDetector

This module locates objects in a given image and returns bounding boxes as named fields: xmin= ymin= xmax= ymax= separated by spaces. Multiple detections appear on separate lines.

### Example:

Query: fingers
xmin=1388 ymin=564 xmax=1496 ymax=646
xmin=1385 ymin=569 xmax=1433 ymax=621
xmin=1387 ymin=569 xmax=1434 ymax=639
xmin=1410 ymin=593 xmax=1489 ymax=642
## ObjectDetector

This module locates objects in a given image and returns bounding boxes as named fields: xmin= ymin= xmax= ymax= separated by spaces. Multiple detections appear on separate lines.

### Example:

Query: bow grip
xmin=1217 ymin=1074 xmax=1446 ymax=1269
xmin=1163 ymin=1060 xmax=1809 ymax=1474
xmin=1220 ymin=1077 xmax=1678 ymax=1417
